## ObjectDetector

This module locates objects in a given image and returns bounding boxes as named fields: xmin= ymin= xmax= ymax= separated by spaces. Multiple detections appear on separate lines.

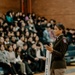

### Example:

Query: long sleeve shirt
xmin=0 ymin=50 xmax=10 ymax=64
xmin=43 ymin=30 xmax=50 ymax=42
xmin=15 ymin=55 xmax=22 ymax=62
xmin=36 ymin=49 xmax=45 ymax=59
xmin=8 ymin=51 xmax=16 ymax=63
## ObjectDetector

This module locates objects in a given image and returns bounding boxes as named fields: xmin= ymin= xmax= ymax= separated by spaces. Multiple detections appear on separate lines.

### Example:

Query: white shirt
xmin=36 ymin=49 xmax=45 ymax=59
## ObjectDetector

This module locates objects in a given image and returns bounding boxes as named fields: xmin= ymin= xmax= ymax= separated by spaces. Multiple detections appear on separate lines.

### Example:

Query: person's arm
xmin=4 ymin=51 xmax=11 ymax=66
xmin=0 ymin=53 xmax=5 ymax=63
xmin=52 ymin=40 xmax=68 ymax=58
xmin=28 ymin=48 xmax=35 ymax=60
xmin=36 ymin=49 xmax=46 ymax=60
xmin=20 ymin=50 xmax=24 ymax=61
xmin=45 ymin=39 xmax=68 ymax=58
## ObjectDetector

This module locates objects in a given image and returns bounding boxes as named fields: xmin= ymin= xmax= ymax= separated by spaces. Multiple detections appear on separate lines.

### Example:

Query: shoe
xmin=34 ymin=71 xmax=39 ymax=73
xmin=22 ymin=73 xmax=27 ymax=75
xmin=28 ymin=72 xmax=33 ymax=75
xmin=32 ymin=72 xmax=34 ymax=74
xmin=8 ymin=74 xmax=12 ymax=75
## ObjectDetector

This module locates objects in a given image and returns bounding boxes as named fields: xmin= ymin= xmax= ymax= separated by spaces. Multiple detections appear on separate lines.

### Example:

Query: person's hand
xmin=34 ymin=57 xmax=39 ymax=61
xmin=45 ymin=45 xmax=53 ymax=53
xmin=8 ymin=63 xmax=11 ymax=67
xmin=42 ymin=57 xmax=46 ymax=60
xmin=28 ymin=60 xmax=31 ymax=64
xmin=39 ymin=42 xmax=43 ymax=46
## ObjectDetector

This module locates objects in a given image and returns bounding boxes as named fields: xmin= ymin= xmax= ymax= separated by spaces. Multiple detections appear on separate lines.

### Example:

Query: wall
xmin=0 ymin=0 xmax=21 ymax=14
xmin=32 ymin=0 xmax=75 ymax=28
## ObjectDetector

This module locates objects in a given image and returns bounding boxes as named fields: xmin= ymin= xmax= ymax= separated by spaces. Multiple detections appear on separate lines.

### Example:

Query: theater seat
xmin=0 ymin=67 xmax=4 ymax=75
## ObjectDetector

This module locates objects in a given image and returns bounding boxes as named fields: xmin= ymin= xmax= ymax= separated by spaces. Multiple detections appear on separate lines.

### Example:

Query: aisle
xmin=34 ymin=65 xmax=75 ymax=75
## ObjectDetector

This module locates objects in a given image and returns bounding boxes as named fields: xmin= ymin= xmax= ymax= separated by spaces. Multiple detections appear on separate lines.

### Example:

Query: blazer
xmin=51 ymin=35 xmax=68 ymax=69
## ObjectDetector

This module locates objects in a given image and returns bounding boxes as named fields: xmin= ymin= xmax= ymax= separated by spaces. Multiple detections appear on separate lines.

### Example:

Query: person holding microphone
xmin=45 ymin=23 xmax=68 ymax=75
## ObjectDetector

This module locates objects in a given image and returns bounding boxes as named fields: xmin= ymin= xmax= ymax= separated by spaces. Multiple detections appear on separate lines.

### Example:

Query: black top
xmin=51 ymin=35 xmax=68 ymax=69
xmin=21 ymin=49 xmax=34 ymax=62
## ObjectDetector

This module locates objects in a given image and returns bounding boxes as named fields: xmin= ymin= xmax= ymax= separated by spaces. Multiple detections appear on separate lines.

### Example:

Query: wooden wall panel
xmin=32 ymin=0 xmax=75 ymax=28
xmin=0 ymin=0 xmax=21 ymax=14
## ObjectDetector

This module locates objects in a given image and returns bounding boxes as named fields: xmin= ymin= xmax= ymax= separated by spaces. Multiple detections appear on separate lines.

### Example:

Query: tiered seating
xmin=65 ymin=44 xmax=75 ymax=64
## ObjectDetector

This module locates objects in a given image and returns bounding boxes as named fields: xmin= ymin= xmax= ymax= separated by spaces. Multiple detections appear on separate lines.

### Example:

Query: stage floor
xmin=34 ymin=63 xmax=75 ymax=75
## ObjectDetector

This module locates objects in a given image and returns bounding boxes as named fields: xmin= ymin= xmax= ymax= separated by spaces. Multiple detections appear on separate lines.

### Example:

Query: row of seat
xmin=65 ymin=44 xmax=75 ymax=64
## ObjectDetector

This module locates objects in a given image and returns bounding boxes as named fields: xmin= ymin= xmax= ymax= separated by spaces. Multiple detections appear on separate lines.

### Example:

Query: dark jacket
xmin=51 ymin=35 xmax=68 ymax=69
xmin=28 ymin=48 xmax=36 ymax=61
xmin=21 ymin=49 xmax=33 ymax=62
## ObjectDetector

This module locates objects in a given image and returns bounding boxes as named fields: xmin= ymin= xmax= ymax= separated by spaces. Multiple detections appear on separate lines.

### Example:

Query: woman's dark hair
xmin=23 ymin=43 xmax=28 ymax=46
xmin=56 ymin=23 xmax=65 ymax=35
xmin=7 ymin=44 xmax=13 ymax=49
xmin=6 ymin=11 xmax=12 ymax=16
xmin=15 ymin=47 xmax=20 ymax=52
xmin=0 ymin=44 xmax=5 ymax=48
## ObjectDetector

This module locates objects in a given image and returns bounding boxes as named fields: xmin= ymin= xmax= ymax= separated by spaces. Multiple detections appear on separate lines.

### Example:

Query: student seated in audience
xmin=5 ymin=11 xmax=13 ymax=24
xmin=15 ymin=47 xmax=27 ymax=75
xmin=7 ymin=44 xmax=20 ymax=75
xmin=36 ymin=43 xmax=46 ymax=72
xmin=0 ymin=44 xmax=14 ymax=75
xmin=17 ymin=35 xmax=24 ymax=49
xmin=28 ymin=43 xmax=39 ymax=73
xmin=21 ymin=43 xmax=34 ymax=75
xmin=4 ymin=36 xmax=10 ymax=45
xmin=0 ymin=37 xmax=4 ymax=44
xmin=28 ymin=42 xmax=46 ymax=72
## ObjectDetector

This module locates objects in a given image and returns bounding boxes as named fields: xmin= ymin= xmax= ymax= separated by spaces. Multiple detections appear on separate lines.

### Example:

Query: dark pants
xmin=24 ymin=61 xmax=33 ymax=75
xmin=39 ymin=59 xmax=45 ymax=72
xmin=10 ymin=62 xmax=20 ymax=74
xmin=0 ymin=62 xmax=14 ymax=74
xmin=29 ymin=61 xmax=39 ymax=72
